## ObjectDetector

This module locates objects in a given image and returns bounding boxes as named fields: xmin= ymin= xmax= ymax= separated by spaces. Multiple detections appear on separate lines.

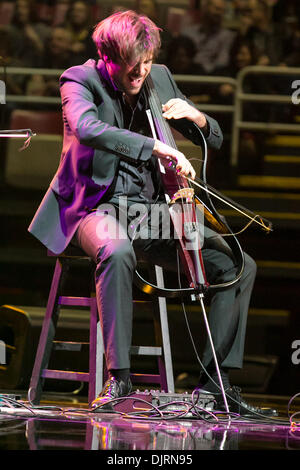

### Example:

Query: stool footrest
xmin=52 ymin=341 xmax=89 ymax=351
xmin=59 ymin=296 xmax=94 ymax=307
xmin=130 ymin=346 xmax=162 ymax=356
xmin=41 ymin=369 xmax=90 ymax=382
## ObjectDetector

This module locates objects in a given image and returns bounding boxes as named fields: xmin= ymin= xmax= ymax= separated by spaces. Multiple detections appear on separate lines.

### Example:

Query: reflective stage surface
xmin=0 ymin=392 xmax=300 ymax=452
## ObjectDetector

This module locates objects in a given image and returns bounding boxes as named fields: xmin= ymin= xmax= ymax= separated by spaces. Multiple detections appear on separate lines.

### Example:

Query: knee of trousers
xmin=206 ymin=251 xmax=238 ymax=284
xmin=95 ymin=239 xmax=137 ymax=272
xmin=242 ymin=252 xmax=257 ymax=281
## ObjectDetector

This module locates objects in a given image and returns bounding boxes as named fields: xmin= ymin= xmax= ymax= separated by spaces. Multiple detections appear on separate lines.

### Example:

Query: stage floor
xmin=0 ymin=391 xmax=299 ymax=452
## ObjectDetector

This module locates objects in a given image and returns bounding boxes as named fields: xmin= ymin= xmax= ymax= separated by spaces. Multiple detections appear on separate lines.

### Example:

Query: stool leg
xmin=95 ymin=320 xmax=105 ymax=395
xmin=153 ymin=266 xmax=175 ymax=392
xmin=88 ymin=297 xmax=104 ymax=404
xmin=28 ymin=258 xmax=66 ymax=405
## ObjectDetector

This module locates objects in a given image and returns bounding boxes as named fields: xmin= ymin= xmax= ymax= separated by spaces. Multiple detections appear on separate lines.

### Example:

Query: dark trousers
xmin=75 ymin=205 xmax=257 ymax=373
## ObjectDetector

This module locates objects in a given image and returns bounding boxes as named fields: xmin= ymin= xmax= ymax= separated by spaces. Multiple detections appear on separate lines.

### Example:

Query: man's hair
xmin=92 ymin=10 xmax=161 ymax=65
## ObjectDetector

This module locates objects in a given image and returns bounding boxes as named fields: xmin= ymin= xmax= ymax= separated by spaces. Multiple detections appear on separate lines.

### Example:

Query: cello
xmin=133 ymin=74 xmax=272 ymax=413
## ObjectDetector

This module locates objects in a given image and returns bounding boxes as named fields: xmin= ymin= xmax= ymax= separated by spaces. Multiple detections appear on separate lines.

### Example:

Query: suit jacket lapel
xmin=95 ymin=60 xmax=123 ymax=128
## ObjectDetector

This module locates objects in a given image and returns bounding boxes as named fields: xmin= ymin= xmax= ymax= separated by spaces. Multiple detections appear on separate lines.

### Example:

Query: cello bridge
xmin=170 ymin=188 xmax=195 ymax=204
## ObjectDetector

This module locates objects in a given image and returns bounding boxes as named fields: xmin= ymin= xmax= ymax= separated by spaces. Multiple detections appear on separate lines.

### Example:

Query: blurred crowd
xmin=0 ymin=0 xmax=299 ymax=98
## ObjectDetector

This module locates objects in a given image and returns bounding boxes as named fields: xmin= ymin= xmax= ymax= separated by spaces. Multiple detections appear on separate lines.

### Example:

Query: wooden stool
xmin=28 ymin=248 xmax=174 ymax=406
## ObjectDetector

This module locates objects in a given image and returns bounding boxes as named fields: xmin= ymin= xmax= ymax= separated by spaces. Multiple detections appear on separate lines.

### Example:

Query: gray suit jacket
xmin=28 ymin=59 xmax=223 ymax=254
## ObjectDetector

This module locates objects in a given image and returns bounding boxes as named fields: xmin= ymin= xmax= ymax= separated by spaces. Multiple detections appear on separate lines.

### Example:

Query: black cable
xmin=0 ymin=395 xmax=37 ymax=415
xmin=178 ymin=300 xmax=295 ymax=424
xmin=89 ymin=394 xmax=220 ymax=422
xmin=174 ymin=253 xmax=298 ymax=425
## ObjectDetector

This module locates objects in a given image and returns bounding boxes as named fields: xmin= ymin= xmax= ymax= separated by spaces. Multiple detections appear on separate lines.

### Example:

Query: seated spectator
xmin=52 ymin=0 xmax=72 ymax=27
xmin=180 ymin=0 xmax=237 ymax=75
xmin=218 ymin=36 xmax=274 ymax=173
xmin=235 ymin=0 xmax=283 ymax=65
xmin=218 ymin=38 xmax=259 ymax=103
xmin=165 ymin=35 xmax=211 ymax=103
xmin=8 ymin=0 xmax=51 ymax=67
xmin=61 ymin=0 xmax=97 ymax=63
xmin=0 ymin=25 xmax=27 ymax=95
xmin=25 ymin=27 xmax=75 ymax=97
xmin=280 ymin=17 xmax=300 ymax=68
xmin=42 ymin=26 xmax=75 ymax=70
xmin=165 ymin=35 xmax=201 ymax=75
xmin=219 ymin=35 xmax=280 ymax=113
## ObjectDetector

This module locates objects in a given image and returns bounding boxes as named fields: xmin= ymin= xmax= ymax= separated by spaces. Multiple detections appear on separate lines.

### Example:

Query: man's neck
xmin=123 ymin=92 xmax=139 ymax=108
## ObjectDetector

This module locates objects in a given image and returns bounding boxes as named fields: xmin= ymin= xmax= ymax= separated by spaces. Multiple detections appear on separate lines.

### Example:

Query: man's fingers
xmin=153 ymin=140 xmax=196 ymax=179
xmin=162 ymin=99 xmax=178 ymax=111
xmin=176 ymin=160 xmax=196 ymax=180
xmin=162 ymin=101 xmax=189 ymax=120
xmin=163 ymin=110 xmax=188 ymax=120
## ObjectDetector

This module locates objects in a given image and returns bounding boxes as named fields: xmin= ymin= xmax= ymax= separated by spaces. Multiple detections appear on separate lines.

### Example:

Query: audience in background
xmin=52 ymin=0 xmax=72 ymax=27
xmin=218 ymin=37 xmax=266 ymax=172
xmin=25 ymin=27 xmax=76 ymax=97
xmin=43 ymin=26 xmax=75 ymax=69
xmin=0 ymin=0 xmax=298 ymax=110
xmin=0 ymin=25 xmax=28 ymax=95
xmin=235 ymin=0 xmax=283 ymax=65
xmin=279 ymin=16 xmax=300 ymax=68
xmin=165 ymin=36 xmax=200 ymax=76
xmin=0 ymin=1 xmax=298 ymax=77
xmin=180 ymin=0 xmax=237 ymax=75
xmin=165 ymin=35 xmax=213 ymax=105
xmin=8 ymin=0 xmax=51 ymax=67
xmin=218 ymin=38 xmax=259 ymax=102
xmin=60 ymin=1 xmax=97 ymax=63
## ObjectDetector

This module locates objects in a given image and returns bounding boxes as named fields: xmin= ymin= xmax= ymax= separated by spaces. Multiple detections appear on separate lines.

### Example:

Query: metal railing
xmin=231 ymin=65 xmax=300 ymax=167
xmin=1 ymin=66 xmax=236 ymax=111
xmin=0 ymin=67 xmax=62 ymax=106
xmin=173 ymin=73 xmax=236 ymax=114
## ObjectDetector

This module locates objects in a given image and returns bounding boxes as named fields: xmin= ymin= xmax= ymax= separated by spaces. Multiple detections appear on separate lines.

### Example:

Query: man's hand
xmin=152 ymin=140 xmax=196 ymax=180
xmin=162 ymin=98 xmax=207 ymax=128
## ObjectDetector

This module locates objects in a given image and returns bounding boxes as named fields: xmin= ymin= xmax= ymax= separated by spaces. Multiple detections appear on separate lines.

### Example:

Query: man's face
xmin=236 ymin=45 xmax=252 ymax=68
xmin=70 ymin=1 xmax=88 ymax=26
xmin=205 ymin=0 xmax=225 ymax=26
xmin=105 ymin=54 xmax=153 ymax=98
xmin=50 ymin=28 xmax=71 ymax=56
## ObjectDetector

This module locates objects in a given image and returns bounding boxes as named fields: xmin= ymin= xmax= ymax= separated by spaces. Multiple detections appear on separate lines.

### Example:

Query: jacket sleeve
xmin=59 ymin=66 xmax=155 ymax=162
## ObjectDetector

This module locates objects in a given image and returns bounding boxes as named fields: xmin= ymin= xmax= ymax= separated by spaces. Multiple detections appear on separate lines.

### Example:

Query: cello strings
xmin=145 ymin=76 xmax=194 ymax=224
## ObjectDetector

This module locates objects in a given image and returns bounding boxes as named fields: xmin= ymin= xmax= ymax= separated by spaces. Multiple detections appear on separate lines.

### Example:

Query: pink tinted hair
xmin=92 ymin=10 xmax=161 ymax=65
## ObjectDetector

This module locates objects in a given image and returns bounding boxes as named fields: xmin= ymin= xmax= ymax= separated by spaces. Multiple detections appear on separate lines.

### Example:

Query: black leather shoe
xmin=197 ymin=386 xmax=278 ymax=418
xmin=91 ymin=376 xmax=132 ymax=411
